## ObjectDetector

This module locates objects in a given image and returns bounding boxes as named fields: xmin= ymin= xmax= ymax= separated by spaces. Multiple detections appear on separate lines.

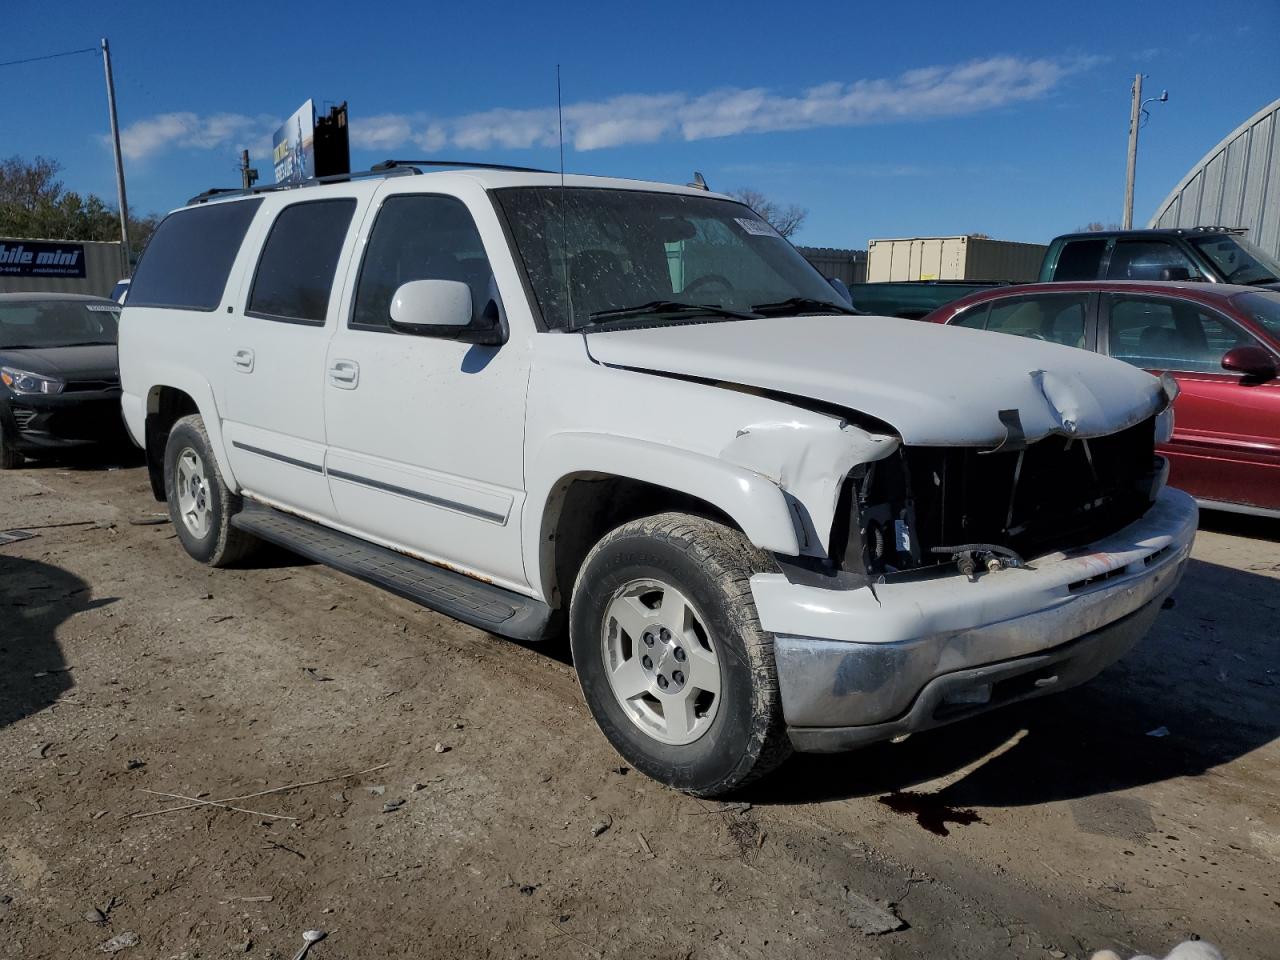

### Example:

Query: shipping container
xmin=866 ymin=236 xmax=1047 ymax=283
xmin=0 ymin=238 xmax=125 ymax=297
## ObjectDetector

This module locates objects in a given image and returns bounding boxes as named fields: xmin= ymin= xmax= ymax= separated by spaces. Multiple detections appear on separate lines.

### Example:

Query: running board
xmin=231 ymin=502 xmax=552 ymax=642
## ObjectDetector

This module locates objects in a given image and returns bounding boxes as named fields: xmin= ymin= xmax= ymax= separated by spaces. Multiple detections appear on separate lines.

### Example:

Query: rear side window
xmin=1106 ymin=240 xmax=1197 ymax=281
xmin=128 ymin=199 xmax=262 ymax=310
xmin=247 ymin=199 xmax=356 ymax=324
xmin=950 ymin=303 xmax=990 ymax=329
xmin=985 ymin=294 xmax=1089 ymax=347
xmin=1052 ymin=239 xmax=1106 ymax=281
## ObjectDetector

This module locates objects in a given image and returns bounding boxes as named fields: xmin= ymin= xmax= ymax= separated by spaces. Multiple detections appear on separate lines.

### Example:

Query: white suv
xmin=118 ymin=162 xmax=1196 ymax=795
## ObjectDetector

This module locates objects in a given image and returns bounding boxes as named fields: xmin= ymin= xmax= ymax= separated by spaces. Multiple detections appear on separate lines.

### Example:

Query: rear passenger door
xmin=1100 ymin=293 xmax=1277 ymax=507
xmin=221 ymin=194 xmax=362 ymax=520
xmin=321 ymin=187 xmax=532 ymax=592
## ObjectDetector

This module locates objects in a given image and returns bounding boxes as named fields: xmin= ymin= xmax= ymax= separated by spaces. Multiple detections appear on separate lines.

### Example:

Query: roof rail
xmin=372 ymin=159 xmax=553 ymax=174
xmin=187 ymin=159 xmax=553 ymax=205
xmin=186 ymin=164 xmax=420 ymax=205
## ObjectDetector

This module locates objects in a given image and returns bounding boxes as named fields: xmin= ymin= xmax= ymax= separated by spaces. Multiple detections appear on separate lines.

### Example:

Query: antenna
xmin=557 ymin=64 xmax=577 ymax=331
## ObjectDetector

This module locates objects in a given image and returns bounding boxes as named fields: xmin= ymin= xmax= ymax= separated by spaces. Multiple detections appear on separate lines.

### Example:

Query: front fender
xmin=524 ymin=431 xmax=803 ymax=596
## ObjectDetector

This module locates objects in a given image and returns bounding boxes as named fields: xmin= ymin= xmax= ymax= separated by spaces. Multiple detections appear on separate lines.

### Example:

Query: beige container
xmin=866 ymin=236 xmax=1047 ymax=283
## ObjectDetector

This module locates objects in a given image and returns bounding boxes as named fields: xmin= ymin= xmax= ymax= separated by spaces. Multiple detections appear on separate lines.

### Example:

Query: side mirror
xmin=1159 ymin=266 xmax=1191 ymax=282
xmin=388 ymin=279 xmax=505 ymax=345
xmin=828 ymin=277 xmax=853 ymax=305
xmin=1221 ymin=344 xmax=1278 ymax=381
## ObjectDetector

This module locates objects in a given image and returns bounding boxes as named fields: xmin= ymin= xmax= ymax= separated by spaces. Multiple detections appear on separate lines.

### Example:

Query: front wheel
xmin=569 ymin=512 xmax=791 ymax=796
xmin=163 ymin=414 xmax=258 ymax=567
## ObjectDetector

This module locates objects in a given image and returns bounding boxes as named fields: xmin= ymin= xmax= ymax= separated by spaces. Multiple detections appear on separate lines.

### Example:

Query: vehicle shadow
xmin=17 ymin=443 xmax=144 ymax=471
xmin=747 ymin=556 xmax=1279 ymax=807
xmin=0 ymin=555 xmax=114 ymax=729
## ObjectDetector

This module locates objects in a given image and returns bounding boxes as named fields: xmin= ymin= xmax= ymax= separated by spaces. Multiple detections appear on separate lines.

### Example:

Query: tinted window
xmin=1105 ymin=240 xmax=1197 ymax=281
xmin=950 ymin=303 xmax=990 ymax=329
xmin=1107 ymin=295 xmax=1254 ymax=372
xmin=1189 ymin=234 xmax=1280 ymax=285
xmin=351 ymin=195 xmax=498 ymax=331
xmin=129 ymin=199 xmax=262 ymax=310
xmin=0 ymin=299 xmax=119 ymax=349
xmin=1053 ymin=239 xmax=1106 ymax=281
xmin=984 ymin=294 xmax=1088 ymax=347
xmin=247 ymin=199 xmax=356 ymax=324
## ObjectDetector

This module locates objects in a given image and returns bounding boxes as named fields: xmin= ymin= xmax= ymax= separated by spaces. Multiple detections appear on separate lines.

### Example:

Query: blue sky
xmin=3 ymin=0 xmax=1277 ymax=247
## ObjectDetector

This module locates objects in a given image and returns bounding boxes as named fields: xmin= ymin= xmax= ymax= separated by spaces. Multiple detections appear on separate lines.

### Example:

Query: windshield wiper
xmin=55 ymin=341 xmax=114 ymax=347
xmin=750 ymin=296 xmax=861 ymax=317
xmin=585 ymin=300 xmax=758 ymax=326
xmin=1244 ymin=276 xmax=1279 ymax=286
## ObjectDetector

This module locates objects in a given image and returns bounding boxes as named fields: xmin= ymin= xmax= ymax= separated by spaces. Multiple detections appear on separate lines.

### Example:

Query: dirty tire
xmin=163 ymin=414 xmax=258 ymax=567
xmin=0 ymin=421 xmax=22 ymax=469
xmin=570 ymin=512 xmax=792 ymax=796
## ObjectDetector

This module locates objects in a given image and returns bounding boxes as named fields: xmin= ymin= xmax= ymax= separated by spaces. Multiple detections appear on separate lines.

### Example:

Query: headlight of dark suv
xmin=1 ymin=367 xmax=65 ymax=396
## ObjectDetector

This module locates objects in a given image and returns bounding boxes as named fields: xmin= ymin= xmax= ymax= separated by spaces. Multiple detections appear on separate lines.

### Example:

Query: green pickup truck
xmin=842 ymin=280 xmax=1010 ymax=319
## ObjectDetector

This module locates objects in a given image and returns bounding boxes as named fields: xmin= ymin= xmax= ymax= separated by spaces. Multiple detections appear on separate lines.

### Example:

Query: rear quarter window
xmin=128 ymin=199 xmax=263 ymax=311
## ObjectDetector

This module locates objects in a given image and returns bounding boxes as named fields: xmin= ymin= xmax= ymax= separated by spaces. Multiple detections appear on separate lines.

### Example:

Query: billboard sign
xmin=272 ymin=99 xmax=316 ymax=183
xmin=0 ymin=240 xmax=87 ymax=278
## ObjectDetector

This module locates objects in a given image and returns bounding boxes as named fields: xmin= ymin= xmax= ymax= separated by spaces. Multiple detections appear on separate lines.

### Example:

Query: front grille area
xmin=63 ymin=378 xmax=120 ymax=392
xmin=837 ymin=415 xmax=1160 ymax=577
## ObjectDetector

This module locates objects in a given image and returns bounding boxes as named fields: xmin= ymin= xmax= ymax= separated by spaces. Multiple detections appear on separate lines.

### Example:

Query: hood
xmin=0 ymin=344 xmax=119 ymax=382
xmin=584 ymin=315 xmax=1165 ymax=446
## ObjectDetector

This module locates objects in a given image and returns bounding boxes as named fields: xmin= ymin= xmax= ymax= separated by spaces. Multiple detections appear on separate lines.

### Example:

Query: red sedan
xmin=923 ymin=281 xmax=1280 ymax=517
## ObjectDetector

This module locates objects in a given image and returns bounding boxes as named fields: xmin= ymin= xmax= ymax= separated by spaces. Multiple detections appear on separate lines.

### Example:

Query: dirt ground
xmin=1 ymin=452 xmax=1277 ymax=960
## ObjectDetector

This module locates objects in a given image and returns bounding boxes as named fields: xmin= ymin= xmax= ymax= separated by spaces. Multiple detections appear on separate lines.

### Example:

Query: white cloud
xmin=118 ymin=55 xmax=1097 ymax=162
xmin=116 ymin=111 xmax=278 ymax=162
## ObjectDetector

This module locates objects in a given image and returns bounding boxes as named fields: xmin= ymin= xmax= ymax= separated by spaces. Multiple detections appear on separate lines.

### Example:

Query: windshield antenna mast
xmin=557 ymin=64 xmax=577 ymax=330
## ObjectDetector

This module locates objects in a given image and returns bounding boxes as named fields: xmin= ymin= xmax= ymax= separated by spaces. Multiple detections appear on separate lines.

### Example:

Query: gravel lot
xmin=1 ymin=452 xmax=1277 ymax=959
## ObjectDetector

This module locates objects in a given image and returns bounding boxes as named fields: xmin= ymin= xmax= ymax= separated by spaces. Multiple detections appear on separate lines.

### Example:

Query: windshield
xmin=493 ymin=187 xmax=844 ymax=330
xmin=1189 ymin=234 xmax=1280 ymax=285
xmin=1230 ymin=291 xmax=1280 ymax=339
xmin=0 ymin=299 xmax=120 ymax=349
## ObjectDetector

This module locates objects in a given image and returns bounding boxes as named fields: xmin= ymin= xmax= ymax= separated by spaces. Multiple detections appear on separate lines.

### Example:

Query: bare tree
xmin=0 ymin=155 xmax=64 ymax=212
xmin=728 ymin=188 xmax=807 ymax=239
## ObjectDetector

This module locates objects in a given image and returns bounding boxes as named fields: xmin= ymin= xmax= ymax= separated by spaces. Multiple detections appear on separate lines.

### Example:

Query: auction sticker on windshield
xmin=735 ymin=217 xmax=781 ymax=238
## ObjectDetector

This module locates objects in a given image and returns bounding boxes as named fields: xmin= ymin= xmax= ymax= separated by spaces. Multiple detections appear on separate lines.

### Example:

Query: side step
xmin=231 ymin=502 xmax=552 ymax=642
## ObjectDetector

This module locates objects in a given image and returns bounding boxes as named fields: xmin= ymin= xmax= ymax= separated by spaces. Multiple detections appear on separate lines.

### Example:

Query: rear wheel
xmin=570 ymin=512 xmax=791 ymax=796
xmin=163 ymin=414 xmax=258 ymax=567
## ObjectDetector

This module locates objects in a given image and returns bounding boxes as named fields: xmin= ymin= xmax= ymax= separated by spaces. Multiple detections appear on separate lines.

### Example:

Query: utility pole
xmin=1122 ymin=73 xmax=1143 ymax=230
xmin=239 ymin=149 xmax=259 ymax=191
xmin=100 ymin=38 xmax=132 ymax=276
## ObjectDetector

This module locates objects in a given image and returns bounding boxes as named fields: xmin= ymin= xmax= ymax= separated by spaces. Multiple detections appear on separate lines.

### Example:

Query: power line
xmin=0 ymin=46 xmax=97 ymax=69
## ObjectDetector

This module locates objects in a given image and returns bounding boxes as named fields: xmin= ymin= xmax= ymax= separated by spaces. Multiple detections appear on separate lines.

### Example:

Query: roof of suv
xmin=187 ymin=161 xmax=726 ymax=208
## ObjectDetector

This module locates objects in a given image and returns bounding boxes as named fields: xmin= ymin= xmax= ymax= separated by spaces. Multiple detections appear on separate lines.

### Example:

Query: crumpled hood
xmin=584 ymin=315 xmax=1166 ymax=446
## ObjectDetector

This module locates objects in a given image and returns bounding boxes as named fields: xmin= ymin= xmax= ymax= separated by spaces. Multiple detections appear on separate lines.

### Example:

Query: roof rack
xmin=372 ymin=159 xmax=552 ymax=174
xmin=188 ymin=158 xmax=553 ymax=205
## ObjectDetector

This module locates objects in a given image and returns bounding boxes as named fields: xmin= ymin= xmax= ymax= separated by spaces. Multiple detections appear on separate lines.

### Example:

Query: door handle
xmin=328 ymin=360 xmax=359 ymax=389
xmin=233 ymin=349 xmax=255 ymax=373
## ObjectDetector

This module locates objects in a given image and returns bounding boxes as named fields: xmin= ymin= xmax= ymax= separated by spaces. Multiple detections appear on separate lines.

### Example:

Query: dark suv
xmin=1040 ymin=227 xmax=1280 ymax=288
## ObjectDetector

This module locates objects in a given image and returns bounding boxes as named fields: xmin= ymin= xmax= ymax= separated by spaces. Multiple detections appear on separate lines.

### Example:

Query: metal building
xmin=0 ymin=238 xmax=124 ymax=297
xmin=1150 ymin=97 xmax=1280 ymax=260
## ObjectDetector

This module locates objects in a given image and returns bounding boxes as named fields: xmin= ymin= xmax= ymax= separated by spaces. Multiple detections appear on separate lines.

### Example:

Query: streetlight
xmin=1122 ymin=74 xmax=1169 ymax=230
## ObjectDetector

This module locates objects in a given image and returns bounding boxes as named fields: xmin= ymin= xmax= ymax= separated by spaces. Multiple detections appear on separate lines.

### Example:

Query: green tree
xmin=0 ymin=155 xmax=158 ymax=260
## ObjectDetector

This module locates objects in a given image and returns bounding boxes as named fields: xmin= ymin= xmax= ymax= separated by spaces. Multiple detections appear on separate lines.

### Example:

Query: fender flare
xmin=523 ymin=431 xmax=803 ymax=599
xmin=144 ymin=369 xmax=239 ymax=492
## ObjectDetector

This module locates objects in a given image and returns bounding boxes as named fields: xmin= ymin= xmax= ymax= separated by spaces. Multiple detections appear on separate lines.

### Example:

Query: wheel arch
xmin=524 ymin=433 xmax=802 ymax=610
xmin=143 ymin=378 xmax=237 ymax=501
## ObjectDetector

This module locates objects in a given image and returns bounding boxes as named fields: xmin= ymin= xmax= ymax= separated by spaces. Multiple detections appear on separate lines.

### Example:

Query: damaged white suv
xmin=118 ymin=163 xmax=1196 ymax=795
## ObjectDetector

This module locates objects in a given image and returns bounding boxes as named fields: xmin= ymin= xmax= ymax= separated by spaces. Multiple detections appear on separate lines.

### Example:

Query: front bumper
xmin=1 ymin=390 xmax=128 ymax=451
xmin=750 ymin=487 xmax=1197 ymax=751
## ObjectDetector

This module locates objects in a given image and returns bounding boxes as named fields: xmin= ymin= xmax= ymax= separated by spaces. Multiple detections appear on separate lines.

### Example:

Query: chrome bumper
xmin=750 ymin=487 xmax=1197 ymax=751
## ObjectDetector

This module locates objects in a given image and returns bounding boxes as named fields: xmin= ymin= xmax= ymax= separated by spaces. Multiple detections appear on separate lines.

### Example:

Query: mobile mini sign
xmin=0 ymin=241 xmax=86 ymax=278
